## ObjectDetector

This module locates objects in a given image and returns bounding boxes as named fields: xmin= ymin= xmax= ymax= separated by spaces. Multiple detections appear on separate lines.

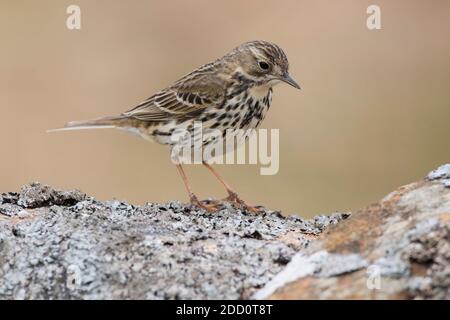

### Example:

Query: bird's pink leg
xmin=176 ymin=164 xmax=221 ymax=212
xmin=202 ymin=162 xmax=262 ymax=213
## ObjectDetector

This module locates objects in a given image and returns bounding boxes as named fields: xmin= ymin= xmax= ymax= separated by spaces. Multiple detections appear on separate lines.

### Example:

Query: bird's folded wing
xmin=123 ymin=81 xmax=224 ymax=122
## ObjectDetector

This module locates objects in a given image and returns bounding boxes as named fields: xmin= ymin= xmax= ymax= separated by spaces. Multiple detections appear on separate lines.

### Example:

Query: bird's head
xmin=225 ymin=40 xmax=300 ymax=89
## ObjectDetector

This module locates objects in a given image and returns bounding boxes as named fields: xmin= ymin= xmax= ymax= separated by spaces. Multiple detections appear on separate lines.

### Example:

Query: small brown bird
xmin=51 ymin=40 xmax=300 ymax=212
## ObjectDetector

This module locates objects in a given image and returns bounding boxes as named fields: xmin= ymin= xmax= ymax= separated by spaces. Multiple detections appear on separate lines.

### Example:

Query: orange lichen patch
xmin=383 ymin=182 xmax=422 ymax=203
xmin=269 ymin=270 xmax=372 ymax=300
xmin=320 ymin=204 xmax=384 ymax=255
xmin=302 ymin=233 xmax=318 ymax=241
xmin=439 ymin=213 xmax=450 ymax=224
xmin=277 ymin=231 xmax=317 ymax=249
xmin=262 ymin=179 xmax=450 ymax=300
xmin=411 ymin=262 xmax=429 ymax=277
xmin=390 ymin=291 xmax=411 ymax=300
xmin=321 ymin=182 xmax=422 ymax=255
xmin=268 ymin=268 xmax=412 ymax=300
xmin=268 ymin=277 xmax=316 ymax=299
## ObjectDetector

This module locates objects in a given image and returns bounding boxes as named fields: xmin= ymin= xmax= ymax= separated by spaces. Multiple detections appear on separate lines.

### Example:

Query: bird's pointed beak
xmin=281 ymin=73 xmax=301 ymax=89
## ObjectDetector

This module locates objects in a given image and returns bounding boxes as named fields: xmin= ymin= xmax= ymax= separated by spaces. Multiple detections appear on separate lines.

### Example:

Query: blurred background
xmin=1 ymin=0 xmax=449 ymax=218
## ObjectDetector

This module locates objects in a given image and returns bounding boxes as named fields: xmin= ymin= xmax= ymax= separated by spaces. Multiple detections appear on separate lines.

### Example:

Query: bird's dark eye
xmin=258 ymin=61 xmax=270 ymax=71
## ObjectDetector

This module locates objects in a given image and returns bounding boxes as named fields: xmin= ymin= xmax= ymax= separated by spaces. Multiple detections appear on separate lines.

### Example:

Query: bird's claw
xmin=224 ymin=192 xmax=263 ymax=214
xmin=189 ymin=193 xmax=263 ymax=214
xmin=190 ymin=195 xmax=222 ymax=212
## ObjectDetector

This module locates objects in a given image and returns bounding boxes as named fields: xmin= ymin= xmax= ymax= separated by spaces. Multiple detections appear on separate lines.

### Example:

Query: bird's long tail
xmin=47 ymin=116 xmax=128 ymax=133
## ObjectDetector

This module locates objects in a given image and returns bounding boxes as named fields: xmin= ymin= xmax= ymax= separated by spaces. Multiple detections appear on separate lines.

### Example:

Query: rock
xmin=14 ymin=182 xmax=86 ymax=208
xmin=427 ymin=164 xmax=450 ymax=187
xmin=0 ymin=164 xmax=449 ymax=300
xmin=0 ymin=183 xmax=349 ymax=299
xmin=254 ymin=165 xmax=450 ymax=300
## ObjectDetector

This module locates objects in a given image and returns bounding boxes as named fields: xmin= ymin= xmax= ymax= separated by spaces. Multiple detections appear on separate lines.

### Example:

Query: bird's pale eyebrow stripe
xmin=252 ymin=42 xmax=287 ymax=63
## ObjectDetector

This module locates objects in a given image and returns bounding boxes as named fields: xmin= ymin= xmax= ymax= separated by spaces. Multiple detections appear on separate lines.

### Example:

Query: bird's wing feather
xmin=123 ymin=66 xmax=227 ymax=122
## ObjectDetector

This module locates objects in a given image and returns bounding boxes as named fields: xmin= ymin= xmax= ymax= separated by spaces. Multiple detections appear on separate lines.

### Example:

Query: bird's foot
xmin=223 ymin=191 xmax=263 ymax=214
xmin=189 ymin=193 xmax=263 ymax=214
xmin=189 ymin=194 xmax=222 ymax=212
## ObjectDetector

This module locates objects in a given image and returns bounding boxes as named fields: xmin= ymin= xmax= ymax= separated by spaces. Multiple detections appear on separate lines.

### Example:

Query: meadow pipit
xmin=51 ymin=40 xmax=300 ymax=212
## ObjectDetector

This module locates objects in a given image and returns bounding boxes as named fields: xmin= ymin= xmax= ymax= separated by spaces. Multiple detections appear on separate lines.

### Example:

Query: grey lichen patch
xmin=311 ymin=212 xmax=352 ymax=232
xmin=371 ymin=216 xmax=449 ymax=299
xmin=0 ymin=192 xmax=19 ymax=205
xmin=314 ymin=253 xmax=368 ymax=278
xmin=403 ymin=217 xmax=450 ymax=299
xmin=0 ymin=204 xmax=23 ymax=217
xmin=252 ymin=250 xmax=368 ymax=299
xmin=372 ymin=256 xmax=410 ymax=279
xmin=9 ymin=182 xmax=87 ymax=209
xmin=0 ymin=183 xmax=349 ymax=300
xmin=427 ymin=163 xmax=450 ymax=188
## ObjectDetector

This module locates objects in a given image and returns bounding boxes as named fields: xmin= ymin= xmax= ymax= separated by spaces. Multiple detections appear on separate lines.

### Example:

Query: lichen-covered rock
xmin=0 ymin=184 xmax=348 ymax=300
xmin=427 ymin=163 xmax=450 ymax=188
xmin=14 ymin=182 xmax=86 ymax=209
xmin=1 ymin=164 xmax=449 ymax=300
xmin=255 ymin=164 xmax=450 ymax=300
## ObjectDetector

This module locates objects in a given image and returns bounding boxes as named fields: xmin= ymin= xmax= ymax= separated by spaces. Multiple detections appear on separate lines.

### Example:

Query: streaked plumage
xmin=52 ymin=40 xmax=300 ymax=212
